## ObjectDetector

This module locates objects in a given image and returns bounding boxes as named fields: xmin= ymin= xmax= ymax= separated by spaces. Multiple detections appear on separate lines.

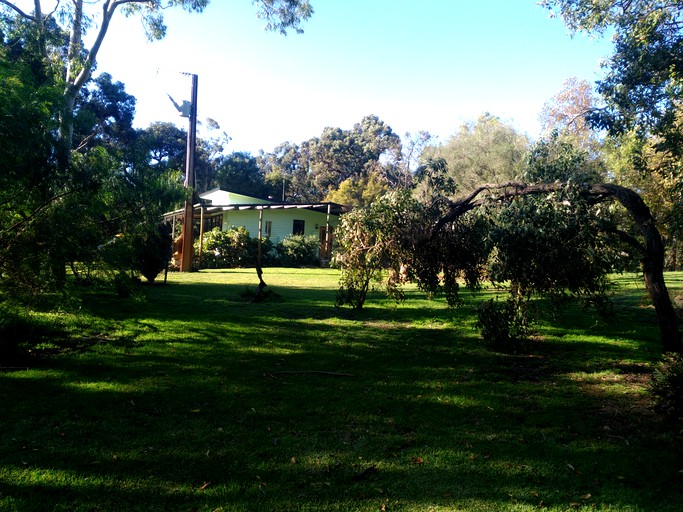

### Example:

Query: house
xmin=164 ymin=189 xmax=348 ymax=260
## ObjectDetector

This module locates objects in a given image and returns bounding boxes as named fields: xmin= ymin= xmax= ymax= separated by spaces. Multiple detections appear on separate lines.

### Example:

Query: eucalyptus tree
xmin=540 ymin=0 xmax=683 ymax=153
xmin=134 ymin=121 xmax=187 ymax=170
xmin=73 ymin=72 xmax=137 ymax=153
xmin=215 ymin=151 xmax=268 ymax=198
xmin=604 ymin=130 xmax=683 ymax=269
xmin=421 ymin=113 xmax=529 ymax=196
xmin=0 ymin=0 xmax=314 ymax=166
xmin=308 ymin=114 xmax=401 ymax=199
xmin=258 ymin=141 xmax=315 ymax=202
xmin=541 ymin=2 xmax=683 ymax=270
xmin=539 ymin=77 xmax=602 ymax=154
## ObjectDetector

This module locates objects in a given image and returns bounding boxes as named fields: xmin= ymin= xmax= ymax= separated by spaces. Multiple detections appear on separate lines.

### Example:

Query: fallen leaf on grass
xmin=411 ymin=457 xmax=424 ymax=465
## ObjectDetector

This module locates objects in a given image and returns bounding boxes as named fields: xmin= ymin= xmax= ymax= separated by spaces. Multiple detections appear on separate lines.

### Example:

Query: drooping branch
xmin=434 ymin=181 xmax=682 ymax=353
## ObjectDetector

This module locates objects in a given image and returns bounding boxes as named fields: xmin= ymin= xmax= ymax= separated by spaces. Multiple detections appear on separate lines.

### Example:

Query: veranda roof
xmin=164 ymin=201 xmax=348 ymax=218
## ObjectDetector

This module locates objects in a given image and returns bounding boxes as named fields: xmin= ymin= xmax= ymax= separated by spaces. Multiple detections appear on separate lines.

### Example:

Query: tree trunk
xmin=592 ymin=184 xmax=681 ymax=353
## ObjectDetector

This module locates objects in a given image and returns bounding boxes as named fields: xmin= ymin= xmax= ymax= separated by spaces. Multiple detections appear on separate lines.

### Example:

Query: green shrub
xmin=113 ymin=272 xmax=140 ymax=298
xmin=258 ymin=238 xmax=279 ymax=266
xmin=0 ymin=301 xmax=63 ymax=362
xmin=649 ymin=353 xmax=683 ymax=423
xmin=132 ymin=224 xmax=172 ymax=283
xmin=194 ymin=229 xmax=320 ymax=269
xmin=276 ymin=234 xmax=320 ymax=267
xmin=196 ymin=227 xmax=253 ymax=269
xmin=475 ymin=298 xmax=531 ymax=353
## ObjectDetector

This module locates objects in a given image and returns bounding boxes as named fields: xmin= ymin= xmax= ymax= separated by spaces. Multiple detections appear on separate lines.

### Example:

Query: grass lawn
xmin=1 ymin=268 xmax=682 ymax=511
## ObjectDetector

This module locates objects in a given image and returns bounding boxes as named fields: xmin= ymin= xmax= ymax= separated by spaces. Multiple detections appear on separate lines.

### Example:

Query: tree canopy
xmin=540 ymin=1 xmax=683 ymax=151
xmin=334 ymin=137 xmax=682 ymax=353
xmin=0 ymin=0 xmax=313 ymax=166
xmin=421 ymin=113 xmax=529 ymax=195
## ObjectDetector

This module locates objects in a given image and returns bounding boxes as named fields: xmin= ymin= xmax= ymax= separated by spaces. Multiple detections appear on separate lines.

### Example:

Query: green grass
xmin=1 ymin=269 xmax=682 ymax=511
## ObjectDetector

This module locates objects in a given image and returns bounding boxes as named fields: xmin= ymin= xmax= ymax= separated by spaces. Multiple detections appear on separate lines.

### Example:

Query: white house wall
xmin=221 ymin=208 xmax=339 ymax=243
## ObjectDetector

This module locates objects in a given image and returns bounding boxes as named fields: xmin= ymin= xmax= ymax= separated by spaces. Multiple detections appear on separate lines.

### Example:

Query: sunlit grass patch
xmin=0 ymin=270 xmax=682 ymax=511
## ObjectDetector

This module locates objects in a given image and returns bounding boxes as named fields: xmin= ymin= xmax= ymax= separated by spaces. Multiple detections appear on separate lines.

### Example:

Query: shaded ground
xmin=0 ymin=269 xmax=681 ymax=511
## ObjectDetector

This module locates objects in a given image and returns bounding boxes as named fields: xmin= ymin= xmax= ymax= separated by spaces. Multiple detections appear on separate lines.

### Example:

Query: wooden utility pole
xmin=180 ymin=73 xmax=198 ymax=272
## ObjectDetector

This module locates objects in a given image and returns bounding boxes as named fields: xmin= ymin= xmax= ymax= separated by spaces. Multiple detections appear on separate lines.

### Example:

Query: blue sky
xmin=92 ymin=0 xmax=614 ymax=154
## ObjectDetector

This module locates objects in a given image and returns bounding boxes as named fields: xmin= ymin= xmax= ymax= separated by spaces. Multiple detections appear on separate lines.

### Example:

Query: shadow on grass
xmin=1 ymin=273 xmax=681 ymax=511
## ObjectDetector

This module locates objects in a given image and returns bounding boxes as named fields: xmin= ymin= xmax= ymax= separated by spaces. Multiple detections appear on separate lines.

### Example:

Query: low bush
xmin=113 ymin=272 xmax=141 ymax=298
xmin=475 ymin=297 xmax=532 ymax=352
xmin=649 ymin=352 xmax=683 ymax=423
xmin=196 ymin=227 xmax=253 ymax=269
xmin=276 ymin=234 xmax=320 ymax=267
xmin=131 ymin=224 xmax=172 ymax=283
xmin=0 ymin=301 xmax=29 ymax=361
xmin=195 ymin=230 xmax=320 ymax=269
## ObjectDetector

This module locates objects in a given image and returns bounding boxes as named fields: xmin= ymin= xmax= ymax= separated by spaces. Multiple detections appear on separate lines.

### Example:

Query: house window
xmin=292 ymin=219 xmax=305 ymax=236
xmin=264 ymin=220 xmax=272 ymax=237
xmin=204 ymin=214 xmax=223 ymax=232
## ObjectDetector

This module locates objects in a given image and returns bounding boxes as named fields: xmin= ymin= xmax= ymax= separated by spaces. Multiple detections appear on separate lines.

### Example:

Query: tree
xmin=334 ymin=191 xmax=429 ymax=309
xmin=540 ymin=2 xmax=683 ymax=272
xmin=308 ymin=114 xmax=401 ymax=198
xmin=385 ymin=130 xmax=434 ymax=189
xmin=0 ymin=37 xmax=63 ymax=289
xmin=0 ymin=20 xmax=187 ymax=291
xmin=134 ymin=121 xmax=187 ymax=171
xmin=421 ymin=113 xmax=529 ymax=195
xmin=73 ymin=72 xmax=137 ymax=153
xmin=324 ymin=173 xmax=389 ymax=208
xmin=258 ymin=141 xmax=311 ymax=201
xmin=0 ymin=0 xmax=313 ymax=165
xmin=435 ymin=180 xmax=681 ymax=353
xmin=539 ymin=77 xmax=601 ymax=153
xmin=334 ymin=138 xmax=681 ymax=352
xmin=540 ymin=1 xmax=683 ymax=152
xmin=215 ymin=151 xmax=267 ymax=198
xmin=524 ymin=133 xmax=606 ymax=184
xmin=604 ymin=130 xmax=683 ymax=269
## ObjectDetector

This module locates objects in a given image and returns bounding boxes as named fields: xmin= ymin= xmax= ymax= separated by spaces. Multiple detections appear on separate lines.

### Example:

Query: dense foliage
xmin=195 ymin=227 xmax=254 ymax=269
xmin=421 ymin=114 xmax=529 ymax=195
xmin=649 ymin=352 xmax=683 ymax=423
xmin=333 ymin=139 xmax=639 ymax=349
xmin=333 ymin=191 xmax=429 ymax=309
xmin=0 ymin=0 xmax=319 ymax=300
xmin=195 ymin=228 xmax=320 ymax=269
xmin=541 ymin=1 xmax=683 ymax=272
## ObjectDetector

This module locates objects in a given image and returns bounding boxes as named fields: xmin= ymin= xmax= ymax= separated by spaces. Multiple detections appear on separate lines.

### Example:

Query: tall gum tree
xmin=0 ymin=0 xmax=313 ymax=167
xmin=540 ymin=0 xmax=683 ymax=149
